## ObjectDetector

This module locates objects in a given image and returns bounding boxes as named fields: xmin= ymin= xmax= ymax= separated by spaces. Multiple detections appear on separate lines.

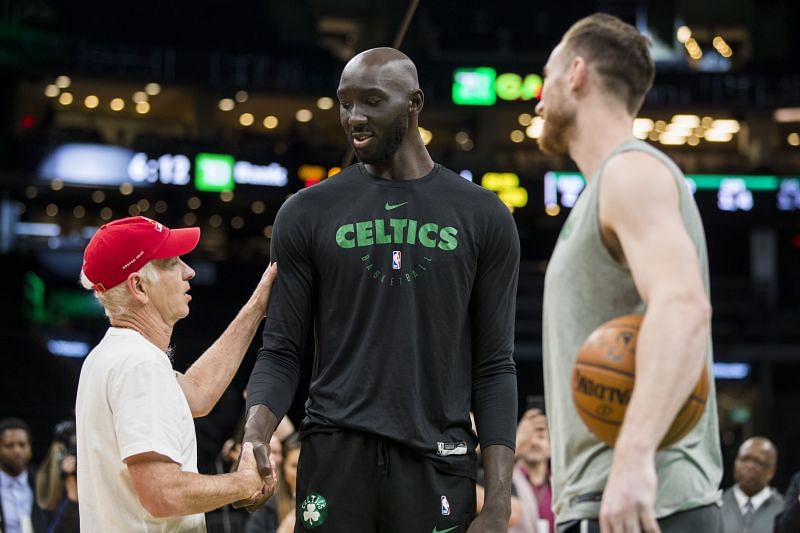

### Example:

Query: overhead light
xmin=455 ymin=131 xmax=470 ymax=144
xmin=44 ymin=84 xmax=59 ymax=98
xmin=518 ymin=113 xmax=532 ymax=126
xmin=145 ymin=82 xmax=161 ymax=96
xmin=526 ymin=117 xmax=544 ymax=139
xmin=774 ymin=108 xmax=800 ymax=123
xmin=419 ymin=127 xmax=433 ymax=145
xmin=510 ymin=130 xmax=525 ymax=143
xmin=58 ymin=92 xmax=73 ymax=106
xmin=239 ymin=112 xmax=254 ymax=126
xmin=295 ymin=109 xmax=313 ymax=122
xmin=235 ymin=90 xmax=249 ymax=103
xmin=55 ymin=75 xmax=71 ymax=89
xmin=135 ymin=101 xmax=150 ymax=114
xmin=110 ymin=98 xmax=125 ymax=111
xmin=658 ymin=132 xmax=686 ymax=145
xmin=787 ymin=133 xmax=800 ymax=147
xmin=132 ymin=91 xmax=148 ymax=103
xmin=263 ymin=115 xmax=279 ymax=129
xmin=218 ymin=98 xmax=235 ymax=111
xmin=671 ymin=114 xmax=700 ymax=127
xmin=316 ymin=97 xmax=334 ymax=110
xmin=84 ymin=95 xmax=99 ymax=109
xmin=676 ymin=26 xmax=692 ymax=44
xmin=711 ymin=119 xmax=740 ymax=134
xmin=704 ymin=130 xmax=733 ymax=142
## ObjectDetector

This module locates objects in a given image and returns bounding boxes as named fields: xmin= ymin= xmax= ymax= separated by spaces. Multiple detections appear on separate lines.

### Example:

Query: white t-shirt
xmin=76 ymin=327 xmax=205 ymax=532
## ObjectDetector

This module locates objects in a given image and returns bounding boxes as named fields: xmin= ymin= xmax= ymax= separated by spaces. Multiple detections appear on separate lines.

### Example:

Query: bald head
xmin=734 ymin=436 xmax=777 ymax=496
xmin=337 ymin=47 xmax=428 ymax=169
xmin=340 ymin=47 xmax=420 ymax=94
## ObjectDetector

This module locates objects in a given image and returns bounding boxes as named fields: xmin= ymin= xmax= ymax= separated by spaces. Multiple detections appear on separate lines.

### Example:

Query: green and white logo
xmin=300 ymin=493 xmax=328 ymax=529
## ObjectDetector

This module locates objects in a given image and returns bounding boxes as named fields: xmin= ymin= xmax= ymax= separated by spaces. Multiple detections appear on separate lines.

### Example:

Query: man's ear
xmin=409 ymin=89 xmax=424 ymax=115
xmin=126 ymin=272 xmax=149 ymax=304
xmin=568 ymin=56 xmax=589 ymax=93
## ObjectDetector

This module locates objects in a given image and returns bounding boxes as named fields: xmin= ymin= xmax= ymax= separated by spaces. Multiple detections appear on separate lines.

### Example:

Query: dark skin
xmin=734 ymin=437 xmax=777 ymax=497
xmin=0 ymin=428 xmax=32 ymax=477
xmin=236 ymin=48 xmax=514 ymax=531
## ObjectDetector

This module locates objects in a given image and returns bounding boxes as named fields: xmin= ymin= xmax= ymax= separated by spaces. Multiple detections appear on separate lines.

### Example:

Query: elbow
xmin=191 ymin=402 xmax=213 ymax=418
xmin=138 ymin=487 xmax=181 ymax=518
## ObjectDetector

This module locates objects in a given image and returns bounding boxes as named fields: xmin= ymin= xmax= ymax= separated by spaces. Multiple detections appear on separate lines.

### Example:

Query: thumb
xmin=238 ymin=442 xmax=255 ymax=467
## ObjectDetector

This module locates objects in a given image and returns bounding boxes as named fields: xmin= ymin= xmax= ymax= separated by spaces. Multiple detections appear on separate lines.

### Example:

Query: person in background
xmin=35 ymin=420 xmax=79 ymax=533
xmin=721 ymin=437 xmax=783 ymax=533
xmin=511 ymin=408 xmax=554 ymax=533
xmin=775 ymin=469 xmax=800 ymax=533
xmin=0 ymin=418 xmax=47 ymax=533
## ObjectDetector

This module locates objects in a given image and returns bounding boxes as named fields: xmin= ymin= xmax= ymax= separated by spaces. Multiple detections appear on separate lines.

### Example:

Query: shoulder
xmin=601 ymin=149 xmax=678 ymax=197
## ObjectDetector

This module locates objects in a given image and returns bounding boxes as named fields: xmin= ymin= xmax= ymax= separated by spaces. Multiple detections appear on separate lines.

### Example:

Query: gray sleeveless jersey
xmin=542 ymin=139 xmax=722 ymax=524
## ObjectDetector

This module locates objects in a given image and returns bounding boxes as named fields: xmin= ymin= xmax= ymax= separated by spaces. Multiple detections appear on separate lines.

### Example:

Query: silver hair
xmin=79 ymin=261 xmax=161 ymax=320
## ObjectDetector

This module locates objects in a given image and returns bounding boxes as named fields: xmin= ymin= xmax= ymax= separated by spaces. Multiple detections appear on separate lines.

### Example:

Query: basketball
xmin=571 ymin=314 xmax=709 ymax=449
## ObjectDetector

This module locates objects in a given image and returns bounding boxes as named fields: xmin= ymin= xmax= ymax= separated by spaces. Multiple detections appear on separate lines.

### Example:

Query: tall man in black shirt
xmin=238 ymin=47 xmax=520 ymax=532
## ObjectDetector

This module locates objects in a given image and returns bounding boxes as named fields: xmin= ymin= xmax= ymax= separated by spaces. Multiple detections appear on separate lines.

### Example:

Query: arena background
xmin=1 ymin=0 xmax=799 ymax=494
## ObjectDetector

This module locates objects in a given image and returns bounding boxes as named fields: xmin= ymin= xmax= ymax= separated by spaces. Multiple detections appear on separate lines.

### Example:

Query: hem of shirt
xmin=120 ymin=443 xmax=185 ymax=466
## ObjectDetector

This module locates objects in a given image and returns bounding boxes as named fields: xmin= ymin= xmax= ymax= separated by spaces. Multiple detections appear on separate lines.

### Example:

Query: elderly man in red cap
xmin=75 ymin=216 xmax=276 ymax=532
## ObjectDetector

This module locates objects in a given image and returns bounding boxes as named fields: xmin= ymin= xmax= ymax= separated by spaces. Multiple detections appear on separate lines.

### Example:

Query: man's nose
xmin=347 ymin=108 xmax=367 ymax=127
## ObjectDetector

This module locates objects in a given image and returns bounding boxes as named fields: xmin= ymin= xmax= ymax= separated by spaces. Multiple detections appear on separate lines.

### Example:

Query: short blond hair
xmin=562 ymin=13 xmax=655 ymax=114
xmin=80 ymin=260 xmax=163 ymax=320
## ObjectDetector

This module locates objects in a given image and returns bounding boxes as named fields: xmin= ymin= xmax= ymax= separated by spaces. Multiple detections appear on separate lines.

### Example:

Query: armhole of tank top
xmin=593 ymin=145 xmax=687 ymax=271
xmin=592 ymin=156 xmax=630 ymax=273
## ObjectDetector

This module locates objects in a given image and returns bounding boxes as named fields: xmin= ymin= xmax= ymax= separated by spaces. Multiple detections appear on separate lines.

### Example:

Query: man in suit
xmin=721 ymin=437 xmax=783 ymax=533
xmin=775 ymin=470 xmax=800 ymax=533
xmin=0 ymin=418 xmax=47 ymax=533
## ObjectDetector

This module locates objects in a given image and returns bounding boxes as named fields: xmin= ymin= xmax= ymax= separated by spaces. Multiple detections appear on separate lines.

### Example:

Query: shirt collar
xmin=0 ymin=468 xmax=28 ymax=488
xmin=733 ymin=484 xmax=773 ymax=512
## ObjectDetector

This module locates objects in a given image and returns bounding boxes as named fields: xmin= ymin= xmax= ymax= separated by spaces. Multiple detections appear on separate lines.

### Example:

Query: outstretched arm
xmin=177 ymin=264 xmax=277 ymax=417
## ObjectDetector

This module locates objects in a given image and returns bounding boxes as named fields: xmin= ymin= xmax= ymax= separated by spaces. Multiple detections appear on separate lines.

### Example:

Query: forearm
xmin=479 ymin=445 xmax=514 ymax=517
xmin=472 ymin=370 xmax=518 ymax=450
xmin=182 ymin=297 xmax=266 ymax=416
xmin=616 ymin=293 xmax=710 ymax=453
xmin=146 ymin=470 xmax=253 ymax=517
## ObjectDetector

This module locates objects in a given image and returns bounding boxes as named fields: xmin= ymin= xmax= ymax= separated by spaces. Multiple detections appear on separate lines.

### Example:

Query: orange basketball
xmin=571 ymin=314 xmax=709 ymax=449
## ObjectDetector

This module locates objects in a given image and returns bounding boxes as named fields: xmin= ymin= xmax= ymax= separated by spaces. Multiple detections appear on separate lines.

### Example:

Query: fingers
xmin=639 ymin=505 xmax=660 ymax=533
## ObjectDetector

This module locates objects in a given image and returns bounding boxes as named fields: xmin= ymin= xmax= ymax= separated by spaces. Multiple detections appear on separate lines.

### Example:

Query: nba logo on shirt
xmin=440 ymin=495 xmax=450 ymax=516
xmin=392 ymin=250 xmax=402 ymax=270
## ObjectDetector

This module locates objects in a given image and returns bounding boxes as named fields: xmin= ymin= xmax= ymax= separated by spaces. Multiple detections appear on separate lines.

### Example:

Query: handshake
xmin=232 ymin=441 xmax=277 ymax=511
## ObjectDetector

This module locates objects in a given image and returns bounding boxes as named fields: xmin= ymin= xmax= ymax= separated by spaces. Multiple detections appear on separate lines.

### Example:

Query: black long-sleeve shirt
xmin=776 ymin=472 xmax=800 ymax=533
xmin=247 ymin=163 xmax=519 ymax=478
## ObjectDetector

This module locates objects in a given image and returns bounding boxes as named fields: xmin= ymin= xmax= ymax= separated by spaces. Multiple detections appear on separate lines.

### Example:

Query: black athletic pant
xmin=294 ymin=430 xmax=476 ymax=532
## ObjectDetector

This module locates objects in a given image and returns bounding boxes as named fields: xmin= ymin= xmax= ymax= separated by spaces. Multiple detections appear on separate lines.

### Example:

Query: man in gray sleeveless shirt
xmin=536 ymin=14 xmax=723 ymax=533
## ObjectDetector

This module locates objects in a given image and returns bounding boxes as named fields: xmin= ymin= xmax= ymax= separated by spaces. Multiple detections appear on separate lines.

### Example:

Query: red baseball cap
xmin=82 ymin=216 xmax=201 ymax=292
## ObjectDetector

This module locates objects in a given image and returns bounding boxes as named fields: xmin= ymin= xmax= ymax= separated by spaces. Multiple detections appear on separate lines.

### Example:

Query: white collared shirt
xmin=733 ymin=484 xmax=773 ymax=514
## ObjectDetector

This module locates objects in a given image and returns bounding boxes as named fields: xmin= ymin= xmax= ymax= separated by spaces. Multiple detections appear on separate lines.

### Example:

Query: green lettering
xmin=389 ymin=218 xmax=408 ymax=243
xmin=356 ymin=221 xmax=374 ymax=246
xmin=438 ymin=227 xmax=459 ymax=251
xmin=336 ymin=224 xmax=355 ymax=249
xmin=418 ymin=223 xmax=438 ymax=248
xmin=361 ymin=254 xmax=370 ymax=262
xmin=407 ymin=220 xmax=417 ymax=244
xmin=374 ymin=220 xmax=392 ymax=244
xmin=405 ymin=273 xmax=412 ymax=282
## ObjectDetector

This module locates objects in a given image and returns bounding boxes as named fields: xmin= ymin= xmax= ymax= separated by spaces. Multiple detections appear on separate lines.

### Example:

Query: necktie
xmin=743 ymin=498 xmax=755 ymax=527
